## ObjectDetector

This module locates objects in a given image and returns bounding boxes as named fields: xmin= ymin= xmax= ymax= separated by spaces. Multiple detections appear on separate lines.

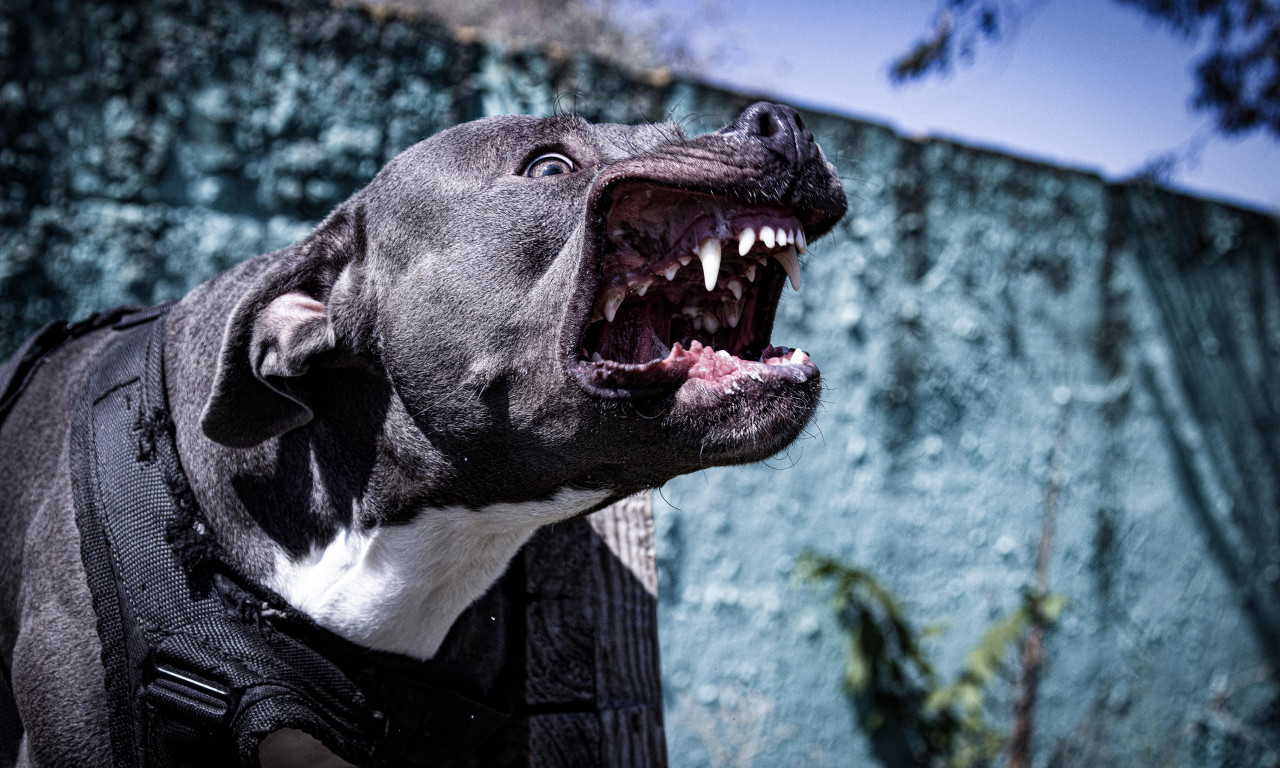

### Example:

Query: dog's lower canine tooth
xmin=738 ymin=227 xmax=756 ymax=256
xmin=698 ymin=238 xmax=722 ymax=291
xmin=774 ymin=244 xmax=802 ymax=290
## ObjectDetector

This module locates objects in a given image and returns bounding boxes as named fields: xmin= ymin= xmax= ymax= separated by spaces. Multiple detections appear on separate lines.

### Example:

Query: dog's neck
xmin=162 ymin=261 xmax=607 ymax=659
xmin=264 ymin=487 xmax=607 ymax=658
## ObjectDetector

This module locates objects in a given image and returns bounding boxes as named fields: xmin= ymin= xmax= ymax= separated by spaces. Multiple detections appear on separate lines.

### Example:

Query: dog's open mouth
xmin=571 ymin=182 xmax=821 ymax=399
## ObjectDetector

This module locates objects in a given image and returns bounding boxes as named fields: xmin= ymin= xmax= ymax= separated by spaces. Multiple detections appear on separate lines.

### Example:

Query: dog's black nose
xmin=722 ymin=102 xmax=819 ymax=165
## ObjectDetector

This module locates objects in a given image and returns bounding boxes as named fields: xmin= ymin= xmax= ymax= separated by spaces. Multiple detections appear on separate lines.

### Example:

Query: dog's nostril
xmin=755 ymin=111 xmax=778 ymax=139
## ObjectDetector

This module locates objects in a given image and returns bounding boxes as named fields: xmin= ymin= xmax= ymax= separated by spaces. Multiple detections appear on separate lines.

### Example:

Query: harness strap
xmin=67 ymin=307 xmax=508 ymax=767
xmin=0 ymin=305 xmax=161 ymax=425
xmin=0 ymin=305 xmax=167 ymax=763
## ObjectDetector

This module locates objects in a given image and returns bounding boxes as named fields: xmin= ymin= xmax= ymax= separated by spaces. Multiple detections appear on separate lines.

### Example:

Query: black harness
xmin=1 ymin=307 xmax=508 ymax=767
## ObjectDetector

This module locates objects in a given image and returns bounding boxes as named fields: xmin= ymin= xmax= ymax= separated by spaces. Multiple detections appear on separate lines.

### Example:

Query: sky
xmin=648 ymin=0 xmax=1280 ymax=213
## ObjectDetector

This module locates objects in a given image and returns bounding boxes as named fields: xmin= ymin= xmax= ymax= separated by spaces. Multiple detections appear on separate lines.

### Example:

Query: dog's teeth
xmin=703 ymin=313 xmax=720 ymax=333
xmin=633 ymin=277 xmax=653 ymax=297
xmin=745 ymin=263 xmax=757 ymax=283
xmin=603 ymin=289 xmax=626 ymax=322
xmin=760 ymin=226 xmax=776 ymax=249
xmin=723 ymin=299 xmax=742 ymax=328
xmin=678 ymin=254 xmax=692 ymax=266
xmin=774 ymin=244 xmax=801 ymax=290
xmin=796 ymin=228 xmax=808 ymax=254
xmin=698 ymin=238 xmax=722 ymax=292
xmin=662 ymin=263 xmax=680 ymax=281
xmin=726 ymin=278 xmax=743 ymax=300
xmin=789 ymin=348 xmax=806 ymax=365
xmin=738 ymin=227 xmax=756 ymax=256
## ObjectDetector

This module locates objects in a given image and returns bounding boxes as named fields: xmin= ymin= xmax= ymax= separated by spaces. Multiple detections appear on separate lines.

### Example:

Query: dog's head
xmin=201 ymin=104 xmax=846 ymax=512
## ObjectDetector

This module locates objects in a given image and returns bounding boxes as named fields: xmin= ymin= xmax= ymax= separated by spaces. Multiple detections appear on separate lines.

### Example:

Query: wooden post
xmin=523 ymin=491 xmax=667 ymax=767
xmin=442 ymin=491 xmax=667 ymax=767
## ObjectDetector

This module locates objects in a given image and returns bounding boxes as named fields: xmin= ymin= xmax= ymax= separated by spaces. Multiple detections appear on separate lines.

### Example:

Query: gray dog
xmin=0 ymin=103 xmax=845 ymax=767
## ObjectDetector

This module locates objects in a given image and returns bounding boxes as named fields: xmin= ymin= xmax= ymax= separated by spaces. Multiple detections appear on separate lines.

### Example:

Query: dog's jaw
xmin=264 ymin=487 xmax=609 ymax=660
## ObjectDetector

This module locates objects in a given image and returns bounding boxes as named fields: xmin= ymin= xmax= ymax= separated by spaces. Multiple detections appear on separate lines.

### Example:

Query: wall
xmin=2 ymin=0 xmax=1278 ymax=765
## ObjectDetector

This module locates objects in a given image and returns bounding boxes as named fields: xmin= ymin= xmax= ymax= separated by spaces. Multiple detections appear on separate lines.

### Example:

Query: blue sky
xmin=650 ymin=0 xmax=1280 ymax=212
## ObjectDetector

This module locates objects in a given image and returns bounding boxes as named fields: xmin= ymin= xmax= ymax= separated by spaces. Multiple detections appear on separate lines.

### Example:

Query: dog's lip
xmin=569 ymin=341 xmax=817 ymax=400
xmin=562 ymin=158 xmax=840 ymax=402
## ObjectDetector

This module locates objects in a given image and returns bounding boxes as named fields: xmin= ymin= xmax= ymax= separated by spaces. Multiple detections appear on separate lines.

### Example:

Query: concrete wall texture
xmin=2 ymin=0 xmax=1278 ymax=765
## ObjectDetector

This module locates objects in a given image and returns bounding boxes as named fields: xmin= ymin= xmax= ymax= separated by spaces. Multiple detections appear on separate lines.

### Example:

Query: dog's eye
xmin=524 ymin=153 xmax=575 ymax=178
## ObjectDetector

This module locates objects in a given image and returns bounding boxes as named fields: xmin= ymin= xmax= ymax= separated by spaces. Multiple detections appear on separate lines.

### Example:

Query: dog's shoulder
xmin=0 ymin=326 xmax=120 ymax=766
xmin=0 ymin=327 xmax=120 ymax=631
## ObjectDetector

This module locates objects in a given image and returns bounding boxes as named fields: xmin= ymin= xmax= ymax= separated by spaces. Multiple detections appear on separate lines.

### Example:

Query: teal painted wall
xmin=2 ymin=1 xmax=1278 ymax=765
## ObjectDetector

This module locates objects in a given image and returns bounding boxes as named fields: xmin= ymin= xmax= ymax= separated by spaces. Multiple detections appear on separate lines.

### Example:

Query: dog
xmin=0 ymin=102 xmax=846 ymax=767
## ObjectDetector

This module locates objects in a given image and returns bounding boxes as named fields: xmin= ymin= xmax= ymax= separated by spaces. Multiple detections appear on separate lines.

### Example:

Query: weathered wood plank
xmin=524 ymin=515 xmax=599 ymax=706
xmin=528 ymin=713 xmax=601 ymax=768
xmin=519 ymin=491 xmax=667 ymax=766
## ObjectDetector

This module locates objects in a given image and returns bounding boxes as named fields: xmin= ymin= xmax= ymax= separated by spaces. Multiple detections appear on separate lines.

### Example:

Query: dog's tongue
xmin=597 ymin=302 xmax=671 ymax=364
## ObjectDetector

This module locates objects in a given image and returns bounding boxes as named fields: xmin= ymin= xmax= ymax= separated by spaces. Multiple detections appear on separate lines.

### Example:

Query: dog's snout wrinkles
xmin=724 ymin=101 xmax=818 ymax=165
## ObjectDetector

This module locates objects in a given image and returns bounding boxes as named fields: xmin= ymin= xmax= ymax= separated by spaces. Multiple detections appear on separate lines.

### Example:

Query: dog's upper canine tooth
xmin=603 ymin=288 xmax=626 ymax=322
xmin=738 ymin=227 xmax=756 ymax=256
xmin=775 ymin=244 xmax=802 ymax=290
xmin=698 ymin=238 xmax=722 ymax=292
xmin=760 ymin=226 xmax=776 ymax=249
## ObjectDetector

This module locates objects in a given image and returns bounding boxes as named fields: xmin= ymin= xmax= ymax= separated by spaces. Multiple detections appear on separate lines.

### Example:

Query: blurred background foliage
xmin=349 ymin=0 xmax=720 ymax=75
xmin=795 ymin=551 xmax=1065 ymax=768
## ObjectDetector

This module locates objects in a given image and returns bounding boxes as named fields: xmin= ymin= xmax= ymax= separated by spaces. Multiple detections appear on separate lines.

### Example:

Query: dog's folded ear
xmin=201 ymin=207 xmax=365 ymax=448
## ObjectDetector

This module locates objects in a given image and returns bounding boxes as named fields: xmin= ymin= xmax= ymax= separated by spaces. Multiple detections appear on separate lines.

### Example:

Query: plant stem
xmin=1008 ymin=397 xmax=1071 ymax=768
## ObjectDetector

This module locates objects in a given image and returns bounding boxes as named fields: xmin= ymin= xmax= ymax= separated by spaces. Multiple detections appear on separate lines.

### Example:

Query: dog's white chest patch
xmin=265 ymin=487 xmax=609 ymax=660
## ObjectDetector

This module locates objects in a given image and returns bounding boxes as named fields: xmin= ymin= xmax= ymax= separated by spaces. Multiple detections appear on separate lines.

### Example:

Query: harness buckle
xmin=144 ymin=662 xmax=234 ymax=725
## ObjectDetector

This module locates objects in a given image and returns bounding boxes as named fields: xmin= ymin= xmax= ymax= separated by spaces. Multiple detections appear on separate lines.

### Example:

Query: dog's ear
xmin=200 ymin=208 xmax=364 ymax=448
